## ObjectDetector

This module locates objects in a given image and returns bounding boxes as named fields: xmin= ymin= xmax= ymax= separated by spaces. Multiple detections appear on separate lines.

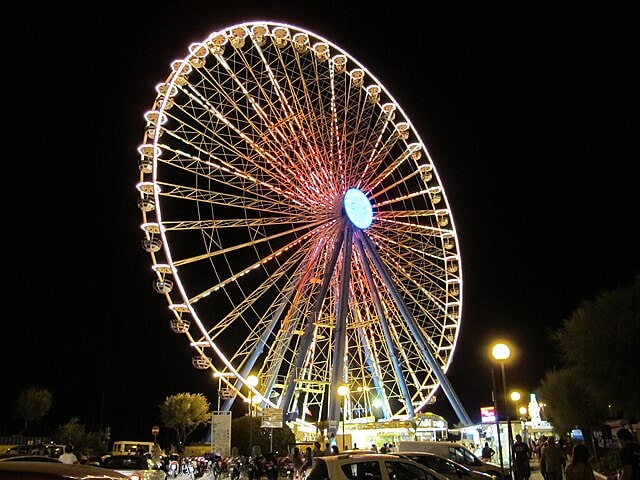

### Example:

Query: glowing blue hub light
xmin=343 ymin=188 xmax=373 ymax=229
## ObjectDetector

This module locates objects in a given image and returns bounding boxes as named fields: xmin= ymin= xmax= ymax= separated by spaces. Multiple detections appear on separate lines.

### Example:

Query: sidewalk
xmin=529 ymin=459 xmax=544 ymax=480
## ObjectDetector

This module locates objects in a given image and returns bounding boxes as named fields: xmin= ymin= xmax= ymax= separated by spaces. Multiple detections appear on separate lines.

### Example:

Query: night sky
xmin=3 ymin=2 xmax=638 ymax=445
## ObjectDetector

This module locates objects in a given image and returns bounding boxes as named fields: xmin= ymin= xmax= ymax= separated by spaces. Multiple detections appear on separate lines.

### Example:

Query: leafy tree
xmin=539 ymin=367 xmax=608 ymax=457
xmin=159 ymin=392 xmax=211 ymax=451
xmin=55 ymin=417 xmax=108 ymax=455
xmin=13 ymin=387 xmax=53 ymax=435
xmin=56 ymin=417 xmax=86 ymax=447
xmin=539 ymin=273 xmax=640 ymax=442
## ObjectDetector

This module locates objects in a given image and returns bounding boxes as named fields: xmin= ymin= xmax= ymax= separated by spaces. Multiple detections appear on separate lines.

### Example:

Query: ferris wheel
xmin=136 ymin=21 xmax=471 ymax=428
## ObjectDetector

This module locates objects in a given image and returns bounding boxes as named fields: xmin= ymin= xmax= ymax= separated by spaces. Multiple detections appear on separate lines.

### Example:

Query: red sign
xmin=480 ymin=406 xmax=496 ymax=423
xmin=152 ymin=425 xmax=160 ymax=435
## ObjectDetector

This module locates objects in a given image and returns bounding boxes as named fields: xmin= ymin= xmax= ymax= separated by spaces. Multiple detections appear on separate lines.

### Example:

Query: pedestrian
xmin=564 ymin=444 xmax=595 ymax=480
xmin=512 ymin=434 xmax=531 ymax=480
xmin=313 ymin=441 xmax=323 ymax=458
xmin=324 ymin=442 xmax=332 ymax=456
xmin=290 ymin=447 xmax=305 ymax=480
xmin=541 ymin=437 xmax=566 ymax=480
xmin=482 ymin=442 xmax=496 ymax=461
xmin=331 ymin=445 xmax=339 ymax=454
xmin=371 ymin=444 xmax=378 ymax=453
xmin=58 ymin=445 xmax=79 ymax=465
xmin=303 ymin=447 xmax=313 ymax=473
xmin=616 ymin=429 xmax=640 ymax=480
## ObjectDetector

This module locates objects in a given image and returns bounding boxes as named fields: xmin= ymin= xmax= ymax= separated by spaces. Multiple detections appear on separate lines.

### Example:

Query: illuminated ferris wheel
xmin=136 ymin=21 xmax=471 ymax=428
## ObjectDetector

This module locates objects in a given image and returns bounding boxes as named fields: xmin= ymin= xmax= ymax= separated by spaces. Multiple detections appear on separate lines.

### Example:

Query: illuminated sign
xmin=481 ymin=406 xmax=496 ymax=423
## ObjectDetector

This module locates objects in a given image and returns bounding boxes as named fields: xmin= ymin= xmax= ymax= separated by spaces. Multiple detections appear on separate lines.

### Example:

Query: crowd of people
xmin=508 ymin=429 xmax=639 ymax=480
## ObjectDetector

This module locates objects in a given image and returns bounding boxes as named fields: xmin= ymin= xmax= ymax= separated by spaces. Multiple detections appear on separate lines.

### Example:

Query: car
xmin=397 ymin=442 xmax=504 ymax=480
xmin=3 ymin=443 xmax=70 ymax=458
xmin=101 ymin=454 xmax=167 ymax=480
xmin=394 ymin=451 xmax=498 ymax=480
xmin=2 ymin=445 xmax=40 ymax=455
xmin=306 ymin=452 xmax=450 ymax=480
xmin=0 ymin=454 xmax=62 ymax=462
xmin=0 ymin=460 xmax=129 ymax=479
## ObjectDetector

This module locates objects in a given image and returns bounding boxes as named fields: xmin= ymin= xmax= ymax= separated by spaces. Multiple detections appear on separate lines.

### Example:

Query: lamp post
xmin=510 ymin=391 xmax=521 ymax=435
xmin=510 ymin=391 xmax=522 ymax=445
xmin=492 ymin=343 xmax=512 ymax=479
xmin=247 ymin=374 xmax=259 ymax=457
xmin=372 ymin=398 xmax=382 ymax=420
xmin=490 ymin=365 xmax=505 ymax=480
xmin=337 ymin=384 xmax=349 ymax=451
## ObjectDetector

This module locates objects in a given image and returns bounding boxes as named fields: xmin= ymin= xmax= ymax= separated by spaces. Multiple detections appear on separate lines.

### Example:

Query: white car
xmin=101 ymin=454 xmax=167 ymax=480
xmin=394 ymin=452 xmax=498 ymax=480
xmin=306 ymin=452 xmax=450 ymax=480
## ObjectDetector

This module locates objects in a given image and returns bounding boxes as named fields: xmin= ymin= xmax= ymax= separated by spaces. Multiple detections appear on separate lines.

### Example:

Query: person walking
xmin=303 ymin=446 xmax=313 ymax=476
xmin=564 ymin=444 xmax=595 ymax=480
xmin=58 ymin=445 xmax=79 ymax=465
xmin=616 ymin=429 xmax=640 ymax=480
xmin=512 ymin=434 xmax=531 ymax=480
xmin=313 ymin=441 xmax=323 ymax=458
xmin=291 ymin=447 xmax=305 ymax=480
xmin=541 ymin=437 xmax=566 ymax=480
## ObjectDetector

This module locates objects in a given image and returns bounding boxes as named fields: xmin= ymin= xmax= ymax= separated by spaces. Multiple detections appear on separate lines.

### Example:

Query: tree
xmin=55 ymin=417 xmax=108 ymax=455
xmin=539 ymin=367 xmax=608 ymax=456
xmin=13 ymin=387 xmax=53 ymax=435
xmin=539 ymin=273 xmax=640 ymax=439
xmin=159 ymin=392 xmax=211 ymax=451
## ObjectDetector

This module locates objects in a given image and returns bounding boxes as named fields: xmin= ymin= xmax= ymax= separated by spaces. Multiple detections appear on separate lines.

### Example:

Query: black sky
xmin=3 ymin=2 xmax=638 ymax=444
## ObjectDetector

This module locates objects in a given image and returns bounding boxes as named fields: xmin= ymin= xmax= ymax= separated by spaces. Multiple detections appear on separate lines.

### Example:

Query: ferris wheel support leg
xmin=360 ymin=232 xmax=472 ymax=426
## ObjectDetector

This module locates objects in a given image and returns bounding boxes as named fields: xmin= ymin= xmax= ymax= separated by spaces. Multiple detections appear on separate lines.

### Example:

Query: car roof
xmin=103 ymin=455 xmax=149 ymax=466
xmin=322 ymin=453 xmax=401 ymax=459
xmin=0 ymin=454 xmax=62 ymax=462
xmin=0 ymin=460 xmax=129 ymax=478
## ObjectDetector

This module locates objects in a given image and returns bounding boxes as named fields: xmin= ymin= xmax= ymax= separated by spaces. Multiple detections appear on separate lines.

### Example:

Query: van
xmin=397 ymin=441 xmax=504 ymax=479
xmin=111 ymin=441 xmax=156 ymax=456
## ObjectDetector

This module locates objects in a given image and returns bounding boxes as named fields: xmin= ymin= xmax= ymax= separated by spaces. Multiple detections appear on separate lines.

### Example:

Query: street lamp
xmin=247 ymin=374 xmax=259 ymax=457
xmin=510 ymin=391 xmax=523 ymax=444
xmin=492 ymin=343 xmax=512 ymax=479
xmin=510 ymin=391 xmax=521 ymax=412
xmin=372 ymin=398 xmax=382 ymax=420
xmin=490 ymin=364 xmax=505 ymax=479
xmin=337 ymin=384 xmax=349 ymax=451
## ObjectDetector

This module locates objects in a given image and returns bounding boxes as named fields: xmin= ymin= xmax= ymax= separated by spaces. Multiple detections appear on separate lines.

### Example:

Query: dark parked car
xmin=395 ymin=452 xmax=497 ymax=480
xmin=0 ymin=454 xmax=62 ymax=462
xmin=0 ymin=460 xmax=128 ymax=479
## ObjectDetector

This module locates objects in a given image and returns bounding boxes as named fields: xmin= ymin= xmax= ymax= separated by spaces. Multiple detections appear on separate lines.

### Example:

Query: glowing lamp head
xmin=491 ymin=343 xmax=511 ymax=361
xmin=247 ymin=374 xmax=259 ymax=387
